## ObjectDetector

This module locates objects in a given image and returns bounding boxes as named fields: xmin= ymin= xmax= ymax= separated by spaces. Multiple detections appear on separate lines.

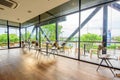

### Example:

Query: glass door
xmin=9 ymin=26 xmax=20 ymax=48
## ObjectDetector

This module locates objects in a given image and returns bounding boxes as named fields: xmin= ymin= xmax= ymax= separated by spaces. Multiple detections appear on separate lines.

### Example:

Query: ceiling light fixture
xmin=27 ymin=10 xmax=32 ymax=13
xmin=17 ymin=18 xmax=20 ymax=20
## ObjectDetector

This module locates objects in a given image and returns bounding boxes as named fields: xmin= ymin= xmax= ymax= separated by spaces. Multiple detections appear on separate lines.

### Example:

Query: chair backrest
xmin=35 ymin=42 xmax=39 ymax=46
xmin=52 ymin=41 xmax=59 ymax=49
xmin=97 ymin=48 xmax=101 ymax=58
xmin=97 ymin=45 xmax=105 ymax=58
xmin=21 ymin=41 xmax=25 ymax=48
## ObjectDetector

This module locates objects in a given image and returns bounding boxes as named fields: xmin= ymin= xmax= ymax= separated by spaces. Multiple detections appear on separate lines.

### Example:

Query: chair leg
xmin=104 ymin=59 xmax=116 ymax=77
xmin=97 ymin=59 xmax=104 ymax=71
xmin=53 ymin=50 xmax=56 ymax=58
xmin=36 ymin=51 xmax=39 ymax=59
xmin=106 ymin=59 xmax=114 ymax=69
xmin=52 ymin=49 xmax=56 ymax=58
xmin=56 ymin=49 xmax=58 ymax=54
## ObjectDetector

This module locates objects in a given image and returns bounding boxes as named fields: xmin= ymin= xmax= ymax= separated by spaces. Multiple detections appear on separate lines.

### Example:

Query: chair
xmin=34 ymin=42 xmax=40 ymax=52
xmin=75 ymin=48 xmax=83 ymax=55
xmin=89 ymin=49 xmax=97 ymax=58
xmin=51 ymin=41 xmax=59 ymax=55
xmin=96 ymin=45 xmax=116 ymax=77
xmin=21 ymin=41 xmax=25 ymax=48
xmin=63 ymin=46 xmax=72 ymax=54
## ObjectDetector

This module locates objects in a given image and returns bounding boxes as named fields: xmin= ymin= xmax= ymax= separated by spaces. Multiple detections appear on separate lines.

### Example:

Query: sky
xmin=58 ymin=5 xmax=120 ymax=38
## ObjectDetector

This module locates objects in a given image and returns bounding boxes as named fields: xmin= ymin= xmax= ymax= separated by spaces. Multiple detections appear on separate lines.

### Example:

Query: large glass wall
xmin=0 ymin=25 xmax=8 ymax=49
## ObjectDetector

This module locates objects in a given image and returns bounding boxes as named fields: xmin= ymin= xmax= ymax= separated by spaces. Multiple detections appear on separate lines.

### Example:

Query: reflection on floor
xmin=56 ymin=48 xmax=120 ymax=69
xmin=0 ymin=48 xmax=120 ymax=80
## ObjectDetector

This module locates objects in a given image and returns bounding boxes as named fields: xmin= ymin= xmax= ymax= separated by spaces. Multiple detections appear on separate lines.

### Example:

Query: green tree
xmin=80 ymin=33 xmax=102 ymax=41
xmin=21 ymin=32 xmax=31 ymax=41
xmin=80 ymin=33 xmax=102 ymax=51
xmin=0 ymin=34 xmax=7 ymax=43
xmin=0 ymin=33 xmax=19 ymax=46
xmin=9 ymin=34 xmax=19 ymax=42
xmin=41 ymin=23 xmax=62 ymax=41
xmin=0 ymin=34 xmax=19 ymax=43
xmin=21 ymin=24 xmax=62 ymax=42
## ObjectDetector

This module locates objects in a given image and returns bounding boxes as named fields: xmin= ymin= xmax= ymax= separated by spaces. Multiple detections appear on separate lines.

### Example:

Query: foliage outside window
xmin=41 ymin=23 xmax=62 ymax=42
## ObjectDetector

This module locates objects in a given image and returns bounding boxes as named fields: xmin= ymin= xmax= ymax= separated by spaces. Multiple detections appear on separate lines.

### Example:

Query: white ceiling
xmin=0 ymin=0 xmax=69 ymax=23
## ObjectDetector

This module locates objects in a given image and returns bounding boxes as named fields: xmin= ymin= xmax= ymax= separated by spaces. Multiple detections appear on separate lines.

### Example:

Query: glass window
xmin=107 ymin=1 xmax=120 ymax=68
xmin=40 ymin=21 xmax=56 ymax=50
xmin=26 ymin=25 xmax=35 ymax=41
xmin=0 ymin=25 xmax=8 ymax=49
xmin=58 ymin=12 xmax=79 ymax=58
xmin=21 ymin=28 xmax=25 ymax=41
xmin=80 ymin=7 xmax=103 ymax=63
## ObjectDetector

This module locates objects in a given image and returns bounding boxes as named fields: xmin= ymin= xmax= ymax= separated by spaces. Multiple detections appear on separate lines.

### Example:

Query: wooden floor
xmin=0 ymin=48 xmax=119 ymax=80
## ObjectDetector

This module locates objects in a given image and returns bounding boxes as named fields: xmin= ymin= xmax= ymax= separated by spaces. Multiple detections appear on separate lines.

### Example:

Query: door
xmin=8 ymin=26 xmax=20 ymax=48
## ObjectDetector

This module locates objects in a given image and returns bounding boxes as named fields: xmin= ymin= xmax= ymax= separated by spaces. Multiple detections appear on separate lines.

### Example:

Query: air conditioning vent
xmin=0 ymin=0 xmax=18 ymax=9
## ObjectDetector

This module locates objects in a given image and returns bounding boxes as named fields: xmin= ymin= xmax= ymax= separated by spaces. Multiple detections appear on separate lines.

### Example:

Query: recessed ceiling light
xmin=17 ymin=18 xmax=20 ymax=20
xmin=27 ymin=10 xmax=32 ymax=13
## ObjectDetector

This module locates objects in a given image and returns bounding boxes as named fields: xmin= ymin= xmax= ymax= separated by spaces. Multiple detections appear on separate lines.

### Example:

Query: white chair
xmin=96 ymin=45 xmax=117 ymax=77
